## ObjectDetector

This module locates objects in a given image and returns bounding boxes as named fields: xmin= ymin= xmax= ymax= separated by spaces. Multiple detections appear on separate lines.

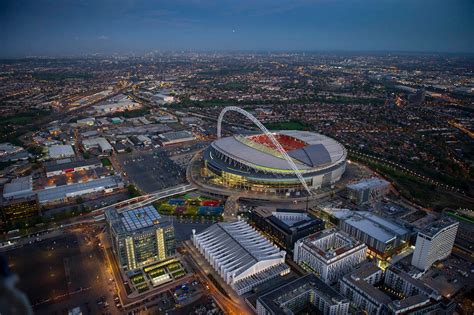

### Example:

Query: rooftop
xmin=300 ymin=228 xmax=365 ymax=261
xmin=193 ymin=220 xmax=285 ymax=279
xmin=347 ymin=177 xmax=390 ymax=190
xmin=48 ymin=145 xmax=75 ymax=159
xmin=121 ymin=206 xmax=162 ymax=232
xmin=325 ymin=209 xmax=409 ymax=244
xmin=211 ymin=130 xmax=345 ymax=171
xmin=3 ymin=176 xmax=34 ymax=199
xmin=420 ymin=217 xmax=459 ymax=238
xmin=160 ymin=130 xmax=195 ymax=142
xmin=37 ymin=175 xmax=121 ymax=204
xmin=106 ymin=205 xmax=171 ymax=236
xmin=258 ymin=273 xmax=347 ymax=314
xmin=44 ymin=157 xmax=101 ymax=173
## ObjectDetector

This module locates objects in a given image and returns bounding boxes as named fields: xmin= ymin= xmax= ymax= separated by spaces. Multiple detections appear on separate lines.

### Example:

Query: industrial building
xmin=2 ymin=176 xmax=35 ymax=200
xmin=248 ymin=207 xmax=325 ymax=251
xmin=105 ymin=205 xmax=175 ymax=271
xmin=411 ymin=218 xmax=459 ymax=271
xmin=82 ymin=137 xmax=113 ymax=153
xmin=256 ymin=274 xmax=349 ymax=315
xmin=159 ymin=130 xmax=195 ymax=146
xmin=37 ymin=175 xmax=123 ymax=204
xmin=192 ymin=220 xmax=290 ymax=295
xmin=346 ymin=177 xmax=390 ymax=204
xmin=294 ymin=228 xmax=367 ymax=283
xmin=48 ymin=144 xmax=75 ymax=159
xmin=323 ymin=208 xmax=410 ymax=259
xmin=44 ymin=157 xmax=102 ymax=177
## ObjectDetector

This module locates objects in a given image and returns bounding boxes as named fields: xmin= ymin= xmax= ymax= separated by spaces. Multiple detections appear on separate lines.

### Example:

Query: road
xmin=3 ymin=184 xmax=196 ymax=246
xmin=182 ymin=241 xmax=253 ymax=315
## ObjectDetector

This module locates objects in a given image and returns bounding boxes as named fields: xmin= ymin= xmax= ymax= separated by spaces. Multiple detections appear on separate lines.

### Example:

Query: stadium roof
xmin=287 ymin=143 xmax=331 ymax=167
xmin=211 ymin=130 xmax=345 ymax=171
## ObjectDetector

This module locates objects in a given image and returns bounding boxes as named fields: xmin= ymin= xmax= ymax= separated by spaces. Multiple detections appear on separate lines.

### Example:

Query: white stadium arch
xmin=217 ymin=106 xmax=312 ymax=195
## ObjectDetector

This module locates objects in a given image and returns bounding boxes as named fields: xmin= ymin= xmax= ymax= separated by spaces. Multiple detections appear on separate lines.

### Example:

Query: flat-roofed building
xmin=294 ymin=228 xmax=367 ymax=284
xmin=48 ymin=145 xmax=75 ymax=159
xmin=2 ymin=176 xmax=34 ymax=200
xmin=346 ymin=177 xmax=390 ymax=204
xmin=411 ymin=218 xmax=458 ymax=271
xmin=256 ymin=273 xmax=349 ymax=315
xmin=44 ymin=157 xmax=102 ymax=177
xmin=82 ymin=137 xmax=113 ymax=153
xmin=1 ymin=196 xmax=40 ymax=221
xmin=159 ymin=130 xmax=195 ymax=146
xmin=323 ymin=209 xmax=410 ymax=259
xmin=340 ymin=264 xmax=449 ymax=315
xmin=384 ymin=266 xmax=440 ymax=300
xmin=192 ymin=219 xmax=289 ymax=295
xmin=37 ymin=175 xmax=123 ymax=204
xmin=339 ymin=263 xmax=390 ymax=315
xmin=105 ymin=205 xmax=175 ymax=271
xmin=249 ymin=207 xmax=325 ymax=251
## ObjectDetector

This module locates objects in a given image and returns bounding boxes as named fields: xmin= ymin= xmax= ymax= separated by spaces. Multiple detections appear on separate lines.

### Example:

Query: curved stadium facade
xmin=202 ymin=130 xmax=347 ymax=196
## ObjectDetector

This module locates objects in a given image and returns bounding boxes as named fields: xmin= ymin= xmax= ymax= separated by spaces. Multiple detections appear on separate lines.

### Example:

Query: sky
xmin=1 ymin=0 xmax=473 ymax=57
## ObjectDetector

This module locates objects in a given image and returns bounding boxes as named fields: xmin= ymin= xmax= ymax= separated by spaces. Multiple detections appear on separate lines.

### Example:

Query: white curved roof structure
xmin=192 ymin=220 xmax=289 ymax=294
xmin=211 ymin=130 xmax=346 ymax=172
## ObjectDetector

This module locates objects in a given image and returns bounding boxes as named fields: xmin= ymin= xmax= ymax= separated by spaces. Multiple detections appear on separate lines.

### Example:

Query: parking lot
xmin=118 ymin=149 xmax=186 ymax=193
xmin=5 ymin=227 xmax=120 ymax=315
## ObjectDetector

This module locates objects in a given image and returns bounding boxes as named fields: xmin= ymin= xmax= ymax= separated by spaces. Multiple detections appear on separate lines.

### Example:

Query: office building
xmin=192 ymin=219 xmax=289 ymax=295
xmin=411 ymin=218 xmax=458 ymax=271
xmin=346 ymin=177 xmax=390 ymax=204
xmin=256 ymin=274 xmax=349 ymax=315
xmin=1 ymin=196 xmax=40 ymax=221
xmin=249 ymin=207 xmax=325 ymax=251
xmin=106 ymin=205 xmax=175 ymax=271
xmin=294 ymin=228 xmax=367 ymax=283
xmin=323 ymin=209 xmax=409 ymax=259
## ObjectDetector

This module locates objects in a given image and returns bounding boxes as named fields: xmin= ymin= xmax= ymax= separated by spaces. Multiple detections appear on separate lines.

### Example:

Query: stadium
xmin=199 ymin=129 xmax=347 ymax=197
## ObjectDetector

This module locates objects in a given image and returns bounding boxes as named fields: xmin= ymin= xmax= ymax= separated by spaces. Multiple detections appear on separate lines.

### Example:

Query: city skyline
xmin=1 ymin=0 xmax=474 ymax=57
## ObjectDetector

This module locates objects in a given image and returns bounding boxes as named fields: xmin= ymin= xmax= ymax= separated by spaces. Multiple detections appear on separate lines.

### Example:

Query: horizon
xmin=1 ymin=0 xmax=473 ymax=57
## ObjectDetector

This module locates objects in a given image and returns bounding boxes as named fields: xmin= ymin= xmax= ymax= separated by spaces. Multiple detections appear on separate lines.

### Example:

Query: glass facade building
xmin=105 ymin=205 xmax=175 ymax=271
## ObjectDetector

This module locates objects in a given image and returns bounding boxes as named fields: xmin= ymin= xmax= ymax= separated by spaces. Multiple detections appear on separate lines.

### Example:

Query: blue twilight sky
xmin=0 ymin=0 xmax=473 ymax=57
